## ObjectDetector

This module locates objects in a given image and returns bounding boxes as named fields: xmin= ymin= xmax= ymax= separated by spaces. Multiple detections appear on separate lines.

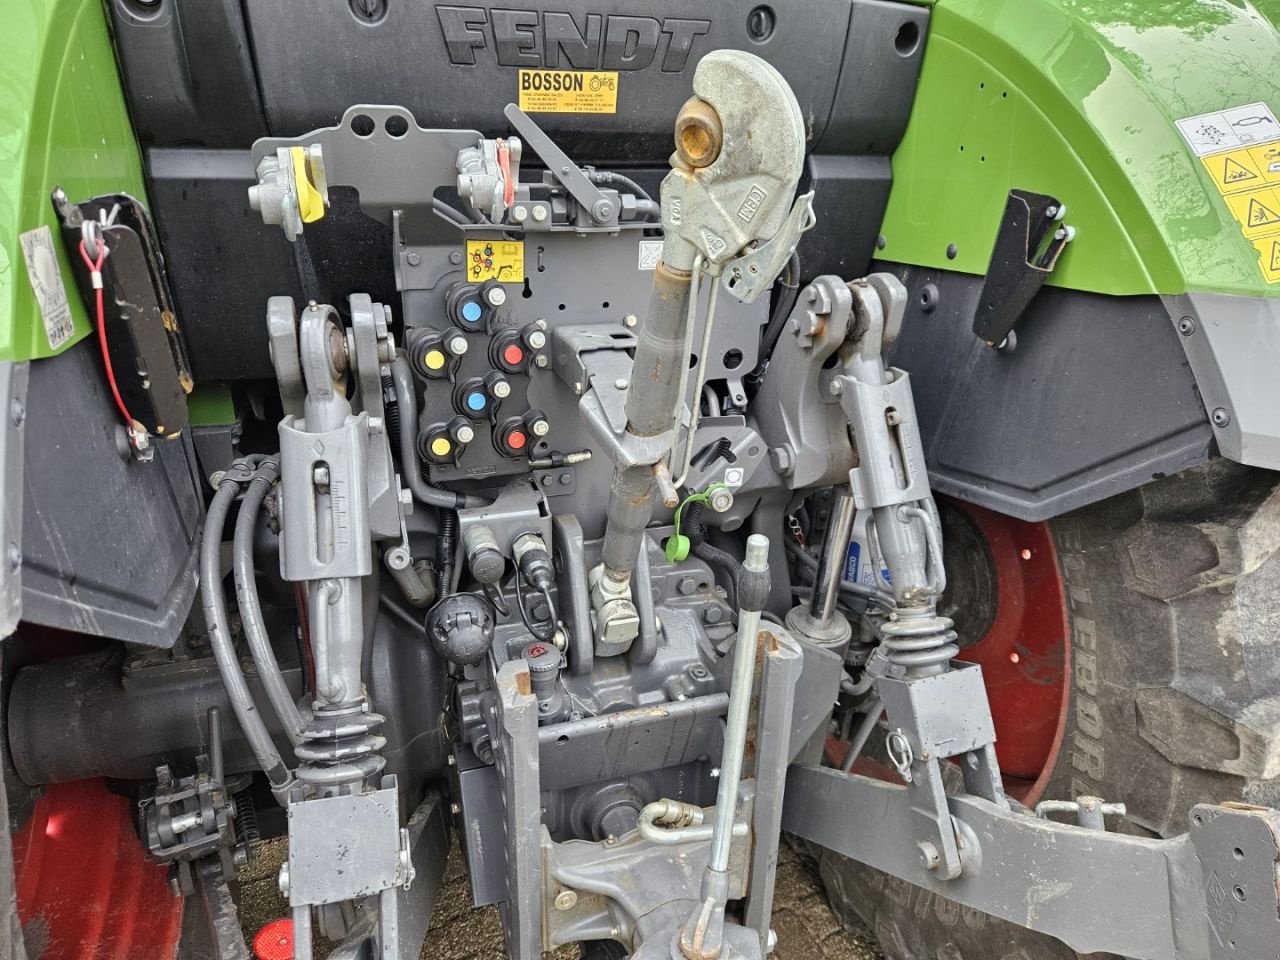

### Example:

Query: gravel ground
xmin=239 ymin=836 xmax=880 ymax=959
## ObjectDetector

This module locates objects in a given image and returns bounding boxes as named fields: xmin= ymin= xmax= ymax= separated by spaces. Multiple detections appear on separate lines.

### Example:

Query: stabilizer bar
xmin=784 ymin=764 xmax=1280 ymax=960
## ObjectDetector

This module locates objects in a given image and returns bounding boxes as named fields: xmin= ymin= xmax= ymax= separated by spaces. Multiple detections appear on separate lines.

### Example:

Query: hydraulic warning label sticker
xmin=518 ymin=70 xmax=618 ymax=114
xmin=1177 ymin=102 xmax=1280 ymax=283
xmin=465 ymin=240 xmax=524 ymax=283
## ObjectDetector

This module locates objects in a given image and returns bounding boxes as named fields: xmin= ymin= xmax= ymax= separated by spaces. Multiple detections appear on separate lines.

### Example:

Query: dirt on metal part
xmin=238 ymin=838 xmax=881 ymax=959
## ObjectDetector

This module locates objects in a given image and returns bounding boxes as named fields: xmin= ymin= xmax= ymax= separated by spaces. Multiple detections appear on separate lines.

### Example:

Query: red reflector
xmin=506 ymin=429 xmax=527 ymax=451
xmin=502 ymin=343 xmax=525 ymax=366
xmin=254 ymin=918 xmax=294 ymax=960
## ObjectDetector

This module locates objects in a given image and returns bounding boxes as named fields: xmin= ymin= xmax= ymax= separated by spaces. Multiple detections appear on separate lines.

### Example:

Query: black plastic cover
xmin=882 ymin=265 xmax=1214 ymax=521
xmin=110 ymin=0 xmax=929 ymax=380
xmin=20 ymin=340 xmax=203 ymax=648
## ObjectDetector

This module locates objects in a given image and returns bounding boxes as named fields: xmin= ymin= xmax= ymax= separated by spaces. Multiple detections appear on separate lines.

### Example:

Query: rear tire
xmin=817 ymin=460 xmax=1280 ymax=959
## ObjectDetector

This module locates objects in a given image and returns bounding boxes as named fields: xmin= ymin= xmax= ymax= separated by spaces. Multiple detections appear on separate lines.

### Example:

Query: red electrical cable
xmin=78 ymin=238 xmax=136 ymax=428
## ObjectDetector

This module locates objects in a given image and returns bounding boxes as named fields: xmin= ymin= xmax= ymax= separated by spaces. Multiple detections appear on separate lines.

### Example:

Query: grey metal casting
xmin=0 ymin=361 xmax=28 ymax=638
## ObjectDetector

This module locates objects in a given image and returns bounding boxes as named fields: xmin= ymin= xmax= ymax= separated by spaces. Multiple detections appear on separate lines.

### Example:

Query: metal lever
xmin=502 ymin=104 xmax=615 ymax=224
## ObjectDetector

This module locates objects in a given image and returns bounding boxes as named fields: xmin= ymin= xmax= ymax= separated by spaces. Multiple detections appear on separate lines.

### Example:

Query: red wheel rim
xmin=12 ymin=778 xmax=183 ymax=960
xmin=952 ymin=501 xmax=1070 ymax=805
xmin=827 ymin=501 xmax=1071 ymax=806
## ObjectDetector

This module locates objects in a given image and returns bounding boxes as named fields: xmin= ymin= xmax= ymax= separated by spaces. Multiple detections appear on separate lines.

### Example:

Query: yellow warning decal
xmin=1202 ymin=149 xmax=1264 ymax=193
xmin=1176 ymin=103 xmax=1280 ymax=282
xmin=465 ymin=239 xmax=524 ymax=283
xmin=1250 ymin=234 xmax=1280 ymax=284
xmin=518 ymin=70 xmax=618 ymax=114
xmin=1225 ymin=187 xmax=1280 ymax=238
xmin=1247 ymin=142 xmax=1280 ymax=185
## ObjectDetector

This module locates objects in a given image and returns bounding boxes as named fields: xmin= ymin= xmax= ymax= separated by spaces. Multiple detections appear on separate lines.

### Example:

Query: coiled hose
xmin=437 ymin=510 xmax=458 ymax=598
xmin=201 ymin=476 xmax=293 ymax=804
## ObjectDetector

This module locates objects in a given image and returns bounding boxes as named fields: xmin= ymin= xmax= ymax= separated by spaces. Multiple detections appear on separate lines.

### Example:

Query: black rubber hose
xmin=686 ymin=503 xmax=743 ymax=610
xmin=201 ymin=478 xmax=293 ymax=803
xmin=753 ymin=251 xmax=802 ymax=377
xmin=437 ymin=510 xmax=458 ymax=599
xmin=586 ymin=170 xmax=653 ymax=202
xmin=233 ymin=460 xmax=304 ymax=747
xmin=390 ymin=355 xmax=487 ymax=509
xmin=785 ymin=537 xmax=894 ymax=612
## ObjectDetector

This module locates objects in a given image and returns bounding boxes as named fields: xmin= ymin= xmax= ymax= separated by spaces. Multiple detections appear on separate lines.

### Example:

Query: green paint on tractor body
xmin=878 ymin=0 xmax=1280 ymax=298
xmin=2 ymin=0 xmax=147 ymax=363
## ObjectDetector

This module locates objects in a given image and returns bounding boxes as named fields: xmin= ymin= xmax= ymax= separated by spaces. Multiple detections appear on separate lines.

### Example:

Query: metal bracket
xmin=285 ymin=778 xmax=410 ymax=907
xmin=502 ymin=105 xmax=614 ymax=225
xmin=870 ymin=663 xmax=1006 ymax=880
xmin=250 ymin=105 xmax=479 ymax=246
xmin=720 ymin=191 xmax=816 ymax=304
xmin=973 ymin=189 xmax=1074 ymax=349
xmin=784 ymin=765 xmax=1280 ymax=960
xmin=1190 ymin=803 xmax=1280 ymax=959
xmin=348 ymin=293 xmax=402 ymax=540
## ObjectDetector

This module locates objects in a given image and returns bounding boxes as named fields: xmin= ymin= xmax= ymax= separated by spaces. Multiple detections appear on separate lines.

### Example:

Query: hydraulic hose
xmin=233 ymin=459 xmax=305 ymax=747
xmin=390 ymin=354 xmax=487 ymax=509
xmin=585 ymin=169 xmax=654 ymax=202
xmin=786 ymin=536 xmax=893 ymax=612
xmin=201 ymin=478 xmax=293 ymax=803
xmin=753 ymin=251 xmax=802 ymax=378
xmin=685 ymin=503 xmax=743 ymax=609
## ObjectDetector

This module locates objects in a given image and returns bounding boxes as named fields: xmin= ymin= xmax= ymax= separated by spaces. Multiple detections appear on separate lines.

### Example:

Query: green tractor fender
xmin=879 ymin=0 xmax=1280 ymax=482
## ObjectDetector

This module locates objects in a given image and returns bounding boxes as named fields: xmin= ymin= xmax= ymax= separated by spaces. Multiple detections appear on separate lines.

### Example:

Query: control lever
xmin=502 ymin=104 xmax=616 ymax=224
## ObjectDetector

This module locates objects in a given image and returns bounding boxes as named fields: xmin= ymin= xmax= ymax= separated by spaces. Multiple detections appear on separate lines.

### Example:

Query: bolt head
xmin=554 ymin=889 xmax=578 ymax=911
xmin=829 ymin=380 xmax=843 ymax=396
xmin=451 ymin=802 xmax=461 ymax=815
xmin=917 ymin=841 xmax=941 ymax=870
xmin=456 ymin=425 xmax=475 ymax=443
xmin=449 ymin=251 xmax=463 ymax=265
xmin=530 ymin=418 xmax=550 ymax=437
xmin=447 ymin=335 xmax=468 ymax=356
xmin=1178 ymin=316 xmax=1196 ymax=337
xmin=512 ymin=205 xmax=529 ymax=223
xmin=491 ymin=379 xmax=512 ymax=399
xmin=534 ymin=355 xmax=550 ymax=369
xmin=707 ymin=488 xmax=734 ymax=513
xmin=614 ymin=378 xmax=630 ymax=390
xmin=406 ymin=252 xmax=422 ymax=267
xmin=532 ymin=205 xmax=548 ymax=222
xmin=623 ymin=314 xmax=638 ymax=327
xmin=486 ymin=286 xmax=507 ymax=307
xmin=10 ymin=400 xmax=24 ymax=427
xmin=1212 ymin=407 xmax=1232 ymax=427
xmin=527 ymin=330 xmax=547 ymax=349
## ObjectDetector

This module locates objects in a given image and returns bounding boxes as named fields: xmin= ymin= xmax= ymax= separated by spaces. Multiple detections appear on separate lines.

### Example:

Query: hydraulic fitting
xmin=588 ymin=564 xmax=640 ymax=658
xmin=463 ymin=524 xmax=506 ymax=586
